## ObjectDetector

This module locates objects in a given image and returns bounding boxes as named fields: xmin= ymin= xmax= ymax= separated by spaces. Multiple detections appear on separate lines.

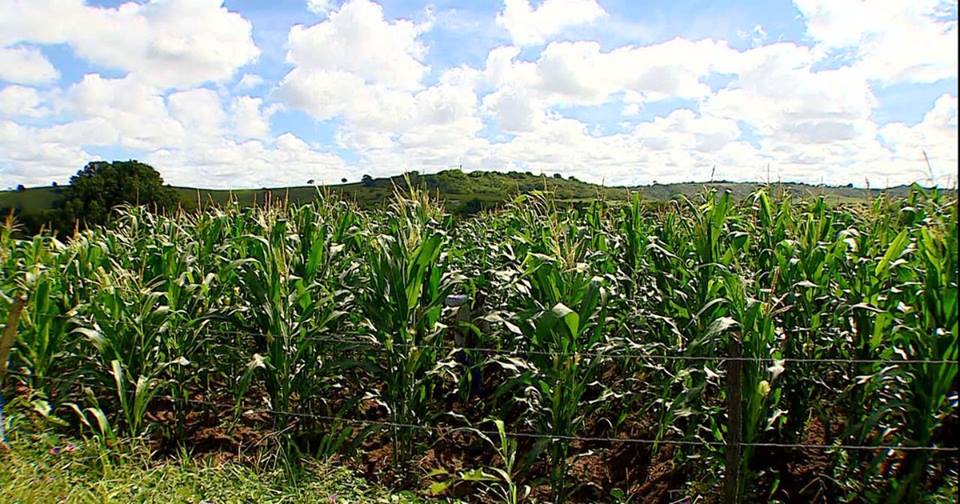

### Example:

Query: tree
xmin=361 ymin=174 xmax=375 ymax=187
xmin=553 ymin=173 xmax=563 ymax=179
xmin=16 ymin=184 xmax=25 ymax=192
xmin=307 ymin=179 xmax=315 ymax=185
xmin=56 ymin=160 xmax=179 ymax=228
xmin=341 ymin=178 xmax=347 ymax=184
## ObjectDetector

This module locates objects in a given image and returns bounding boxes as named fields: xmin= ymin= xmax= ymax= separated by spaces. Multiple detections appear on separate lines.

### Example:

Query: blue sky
xmin=0 ymin=0 xmax=956 ymax=189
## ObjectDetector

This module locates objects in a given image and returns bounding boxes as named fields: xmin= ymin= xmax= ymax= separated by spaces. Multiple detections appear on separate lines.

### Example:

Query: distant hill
xmin=0 ymin=169 xmax=945 ymax=230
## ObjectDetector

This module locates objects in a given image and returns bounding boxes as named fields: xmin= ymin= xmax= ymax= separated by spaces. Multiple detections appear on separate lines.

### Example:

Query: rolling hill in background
xmin=0 ymin=169 xmax=939 ymax=224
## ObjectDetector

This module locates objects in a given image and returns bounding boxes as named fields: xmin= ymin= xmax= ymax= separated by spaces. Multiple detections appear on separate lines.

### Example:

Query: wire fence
xmin=4 ymin=300 xmax=958 ymax=456
xmin=9 ymin=312 xmax=960 ymax=366
xmin=4 ymin=369 xmax=958 ymax=454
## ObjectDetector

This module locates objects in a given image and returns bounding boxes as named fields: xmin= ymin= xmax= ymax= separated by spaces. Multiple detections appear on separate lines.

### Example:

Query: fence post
xmin=724 ymin=334 xmax=743 ymax=504
xmin=0 ymin=295 xmax=26 ymax=446
xmin=0 ymin=295 xmax=26 ymax=382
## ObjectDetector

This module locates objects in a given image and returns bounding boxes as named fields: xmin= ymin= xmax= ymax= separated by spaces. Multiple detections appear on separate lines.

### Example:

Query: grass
xmin=0 ymin=434 xmax=428 ymax=504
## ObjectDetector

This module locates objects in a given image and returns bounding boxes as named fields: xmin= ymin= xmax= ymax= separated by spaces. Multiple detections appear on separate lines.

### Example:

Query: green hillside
xmin=0 ymin=168 xmax=936 ymax=226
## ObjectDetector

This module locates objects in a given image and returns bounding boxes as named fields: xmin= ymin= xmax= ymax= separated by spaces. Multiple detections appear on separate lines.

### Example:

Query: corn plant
xmin=76 ymin=272 xmax=172 ymax=437
xmin=461 ymin=419 xmax=530 ymax=504
xmin=493 ymin=225 xmax=611 ymax=502
xmin=356 ymin=188 xmax=455 ymax=469
xmin=230 ymin=202 xmax=352 ymax=431
xmin=723 ymin=273 xmax=786 ymax=499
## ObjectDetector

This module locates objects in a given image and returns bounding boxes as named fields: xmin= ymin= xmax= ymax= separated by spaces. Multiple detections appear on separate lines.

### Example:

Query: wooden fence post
xmin=0 ymin=295 xmax=26 ymax=382
xmin=0 ymin=295 xmax=26 ymax=446
xmin=724 ymin=334 xmax=743 ymax=504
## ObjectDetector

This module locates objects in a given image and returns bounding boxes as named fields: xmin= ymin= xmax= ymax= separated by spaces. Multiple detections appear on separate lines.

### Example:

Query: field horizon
xmin=2 ymin=167 xmax=948 ymax=220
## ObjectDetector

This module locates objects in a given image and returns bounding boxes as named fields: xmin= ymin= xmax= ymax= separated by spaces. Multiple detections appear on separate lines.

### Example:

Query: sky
xmin=0 ymin=0 xmax=957 ymax=189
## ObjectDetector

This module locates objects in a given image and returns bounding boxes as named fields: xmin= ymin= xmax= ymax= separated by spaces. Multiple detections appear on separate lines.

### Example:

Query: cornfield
xmin=0 ymin=185 xmax=956 ymax=503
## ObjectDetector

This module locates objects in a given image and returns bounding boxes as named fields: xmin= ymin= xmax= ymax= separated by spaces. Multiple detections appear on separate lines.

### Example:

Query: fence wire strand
xmin=4 ymin=370 xmax=958 ymax=454
xmin=10 ymin=313 xmax=957 ymax=366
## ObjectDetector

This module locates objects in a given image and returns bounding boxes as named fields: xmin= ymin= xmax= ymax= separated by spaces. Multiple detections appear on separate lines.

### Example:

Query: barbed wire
xmin=4 ymin=312 xmax=958 ymax=366
xmin=3 ymin=370 xmax=958 ymax=454
xmin=212 ymin=329 xmax=958 ymax=366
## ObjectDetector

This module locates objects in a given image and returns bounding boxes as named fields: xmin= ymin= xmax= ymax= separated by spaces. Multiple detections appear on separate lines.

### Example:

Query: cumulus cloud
xmin=65 ymin=74 xmax=186 ymax=151
xmin=496 ymin=0 xmax=606 ymax=46
xmin=231 ymin=96 xmax=275 ymax=141
xmin=702 ymin=43 xmax=876 ymax=145
xmin=0 ymin=0 xmax=259 ymax=89
xmin=235 ymin=73 xmax=265 ymax=90
xmin=276 ymin=0 xmax=483 ymax=158
xmin=0 ymin=46 xmax=59 ymax=85
xmin=0 ymin=120 xmax=97 ymax=186
xmin=0 ymin=0 xmax=957 ymax=189
xmin=307 ymin=0 xmax=335 ymax=15
xmin=0 ymin=86 xmax=52 ymax=118
xmin=535 ymin=38 xmax=737 ymax=105
xmin=474 ymin=38 xmax=740 ymax=132
xmin=283 ymin=0 xmax=429 ymax=90
xmin=794 ymin=0 xmax=958 ymax=83
xmin=482 ymin=87 xmax=547 ymax=132
xmin=879 ymin=94 xmax=958 ymax=185
xmin=0 ymin=73 xmax=352 ymax=188
xmin=144 ymin=133 xmax=353 ymax=189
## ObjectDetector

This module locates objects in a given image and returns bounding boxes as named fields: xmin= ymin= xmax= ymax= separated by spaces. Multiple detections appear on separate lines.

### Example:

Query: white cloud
xmin=38 ymin=118 xmax=119 ymax=148
xmin=65 ymin=74 xmax=186 ymax=151
xmin=143 ymin=133 xmax=353 ymax=189
xmin=479 ymin=39 xmax=739 ymax=110
xmin=1 ymin=0 xmax=957 ymax=190
xmin=0 ymin=0 xmax=259 ymax=89
xmin=235 ymin=73 xmax=265 ymax=90
xmin=736 ymin=24 xmax=768 ymax=47
xmin=277 ymin=1 xmax=482 ymax=158
xmin=794 ymin=0 xmax=958 ymax=83
xmin=307 ymin=0 xmax=334 ymax=15
xmin=0 ymin=79 xmax=354 ymax=188
xmin=278 ymin=69 xmax=368 ymax=121
xmin=323 ymin=76 xmax=481 ymax=151
xmin=702 ymin=43 xmax=876 ymax=145
xmin=0 ymin=46 xmax=59 ymax=85
xmin=232 ymin=96 xmax=275 ymax=140
xmin=284 ymin=0 xmax=429 ymax=90
xmin=496 ymin=0 xmax=606 ymax=46
xmin=879 ymin=94 xmax=958 ymax=185
xmin=0 ymin=85 xmax=52 ymax=118
xmin=168 ymin=88 xmax=227 ymax=136
xmin=0 ymin=120 xmax=96 ymax=186
xmin=632 ymin=109 xmax=742 ymax=154
xmin=482 ymin=87 xmax=546 ymax=132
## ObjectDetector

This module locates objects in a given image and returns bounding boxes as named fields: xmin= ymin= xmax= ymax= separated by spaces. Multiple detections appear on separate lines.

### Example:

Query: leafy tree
xmin=16 ymin=184 xmax=25 ymax=192
xmin=553 ymin=173 xmax=563 ymax=179
xmin=361 ymin=174 xmax=374 ymax=187
xmin=56 ymin=160 xmax=179 ymax=229
xmin=341 ymin=178 xmax=347 ymax=184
